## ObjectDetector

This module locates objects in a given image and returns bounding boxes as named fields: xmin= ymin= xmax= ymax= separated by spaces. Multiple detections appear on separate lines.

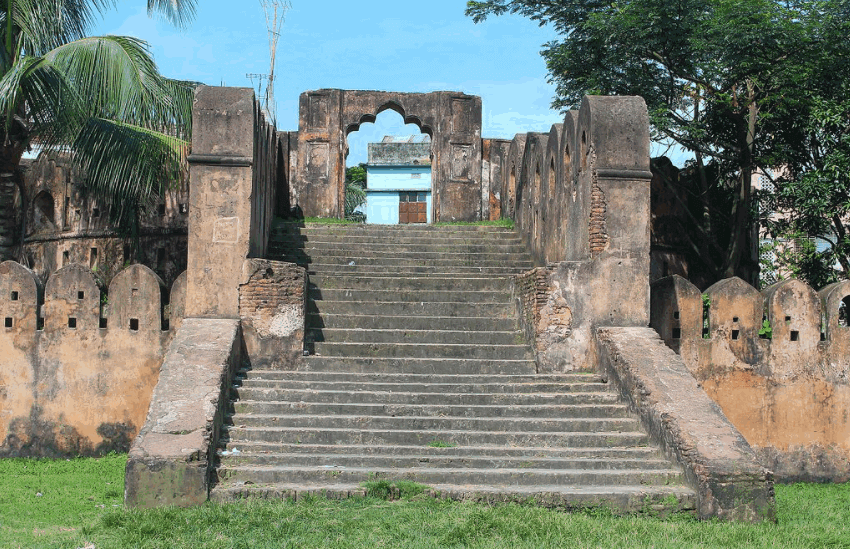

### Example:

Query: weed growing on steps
xmin=427 ymin=440 xmax=457 ymax=448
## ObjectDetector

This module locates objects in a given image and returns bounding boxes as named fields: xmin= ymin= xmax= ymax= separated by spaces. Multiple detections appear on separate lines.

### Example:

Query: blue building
xmin=364 ymin=136 xmax=432 ymax=224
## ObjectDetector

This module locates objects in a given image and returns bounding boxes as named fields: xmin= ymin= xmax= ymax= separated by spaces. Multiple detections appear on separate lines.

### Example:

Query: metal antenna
xmin=259 ymin=0 xmax=291 ymax=124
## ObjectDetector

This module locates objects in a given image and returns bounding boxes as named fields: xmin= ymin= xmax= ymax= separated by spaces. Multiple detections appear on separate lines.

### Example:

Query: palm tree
xmin=0 ymin=0 xmax=198 ymax=261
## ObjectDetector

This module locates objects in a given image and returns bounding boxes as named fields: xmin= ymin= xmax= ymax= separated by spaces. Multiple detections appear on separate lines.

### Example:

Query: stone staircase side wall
xmin=596 ymin=327 xmax=775 ymax=522
xmin=511 ymin=96 xmax=652 ymax=372
xmin=125 ymin=318 xmax=242 ymax=508
xmin=185 ymin=86 xmax=279 ymax=318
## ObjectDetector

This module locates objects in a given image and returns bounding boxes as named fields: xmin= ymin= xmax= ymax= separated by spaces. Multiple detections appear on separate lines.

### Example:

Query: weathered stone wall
xmin=501 ymin=97 xmax=652 ymax=372
xmin=291 ymin=89 xmax=482 ymax=221
xmin=596 ymin=327 xmax=775 ymax=521
xmin=651 ymin=274 xmax=850 ymax=482
xmin=125 ymin=318 xmax=242 ymax=508
xmin=481 ymin=138 xmax=510 ymax=221
xmin=0 ymin=260 xmax=184 ymax=457
xmin=239 ymin=258 xmax=306 ymax=369
xmin=185 ymin=86 xmax=279 ymax=317
xmin=18 ymin=152 xmax=188 ymax=287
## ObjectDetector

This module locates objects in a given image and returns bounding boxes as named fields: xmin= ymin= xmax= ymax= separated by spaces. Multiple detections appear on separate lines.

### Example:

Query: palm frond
xmin=72 ymin=117 xmax=188 ymax=224
xmin=0 ymin=55 xmax=81 ymax=145
xmin=3 ymin=0 xmax=111 ymax=56
xmin=43 ymin=35 xmax=194 ymax=134
xmin=146 ymin=0 xmax=196 ymax=30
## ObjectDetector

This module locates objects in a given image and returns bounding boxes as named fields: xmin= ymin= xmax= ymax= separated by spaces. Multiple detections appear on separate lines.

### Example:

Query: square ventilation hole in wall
xmin=157 ymin=204 xmax=166 ymax=216
xmin=791 ymin=330 xmax=799 ymax=342
xmin=68 ymin=317 xmax=77 ymax=329
xmin=77 ymin=291 xmax=85 ymax=300
xmin=731 ymin=329 xmax=740 ymax=340
xmin=130 ymin=318 xmax=139 ymax=331
xmin=4 ymin=317 xmax=12 ymax=328
xmin=179 ymin=203 xmax=188 ymax=214
xmin=92 ymin=208 xmax=100 ymax=218
xmin=733 ymin=317 xmax=739 ymax=323
xmin=672 ymin=327 xmax=681 ymax=339
xmin=10 ymin=291 xmax=18 ymax=301
xmin=673 ymin=311 xmax=680 ymax=320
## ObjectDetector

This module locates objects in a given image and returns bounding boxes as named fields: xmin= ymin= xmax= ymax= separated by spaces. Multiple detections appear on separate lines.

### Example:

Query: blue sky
xmin=92 ymin=2 xmax=683 ymax=165
xmin=91 ymin=1 xmax=564 ymax=164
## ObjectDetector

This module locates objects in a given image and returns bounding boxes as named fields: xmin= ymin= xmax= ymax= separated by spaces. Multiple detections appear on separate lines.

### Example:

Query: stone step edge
xmin=214 ymin=442 xmax=660 ymax=455
xmin=238 ymin=370 xmax=602 ymax=380
xmin=209 ymin=482 xmax=698 ymax=512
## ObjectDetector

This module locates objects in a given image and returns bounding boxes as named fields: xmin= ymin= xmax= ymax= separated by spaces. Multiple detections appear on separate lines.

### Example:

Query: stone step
xmin=298 ymin=356 xmax=536 ymax=375
xmin=221 ymin=426 xmax=651 ymax=447
xmin=214 ymin=442 xmax=660 ymax=460
xmin=290 ymin=255 xmax=536 ymax=268
xmin=217 ymin=452 xmax=670 ymax=471
xmin=307 ymin=300 xmax=514 ymax=317
xmin=210 ymin=482 xmax=697 ymax=514
xmin=270 ymin=240 xmax=526 ymax=253
xmin=309 ymin=342 xmax=533 ymax=360
xmin=306 ymin=265 xmax=529 ymax=275
xmin=307 ymin=313 xmax=518 ymax=331
xmin=307 ymin=275 xmax=513 ymax=292
xmin=309 ymin=288 xmax=512 ymax=304
xmin=307 ymin=328 xmax=523 ymax=345
xmin=232 ymin=388 xmax=618 ymax=406
xmin=216 ymin=464 xmax=684 ymax=488
xmin=232 ymin=401 xmax=631 ymax=419
xmin=273 ymin=223 xmax=518 ymax=235
xmin=236 ymin=370 xmax=600 ymax=384
xmin=226 ymin=414 xmax=641 ymax=434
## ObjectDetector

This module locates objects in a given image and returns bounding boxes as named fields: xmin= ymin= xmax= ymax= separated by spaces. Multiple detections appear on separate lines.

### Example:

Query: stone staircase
xmin=211 ymin=222 xmax=696 ymax=512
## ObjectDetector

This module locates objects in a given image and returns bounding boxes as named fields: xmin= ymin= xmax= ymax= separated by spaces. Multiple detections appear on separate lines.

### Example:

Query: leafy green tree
xmin=345 ymin=163 xmax=367 ymax=222
xmin=467 ymin=0 xmax=850 ymax=285
xmin=0 ymin=0 xmax=198 ymax=261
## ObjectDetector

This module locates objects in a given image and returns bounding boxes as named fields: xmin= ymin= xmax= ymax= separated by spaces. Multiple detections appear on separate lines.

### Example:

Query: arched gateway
xmin=291 ymin=89 xmax=482 ymax=222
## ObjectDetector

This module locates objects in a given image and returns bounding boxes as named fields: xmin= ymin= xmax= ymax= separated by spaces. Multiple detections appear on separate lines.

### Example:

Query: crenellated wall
xmin=651 ymin=274 xmax=850 ymax=481
xmin=0 ymin=260 xmax=185 ymax=457
xmin=505 ymin=97 xmax=653 ymax=372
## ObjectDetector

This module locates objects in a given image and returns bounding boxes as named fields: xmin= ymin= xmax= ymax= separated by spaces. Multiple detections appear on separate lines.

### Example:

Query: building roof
xmin=367 ymin=137 xmax=431 ymax=166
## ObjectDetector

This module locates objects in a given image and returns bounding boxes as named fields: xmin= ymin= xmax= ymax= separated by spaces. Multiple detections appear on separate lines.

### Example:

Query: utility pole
xmin=259 ymin=0 xmax=290 ymax=124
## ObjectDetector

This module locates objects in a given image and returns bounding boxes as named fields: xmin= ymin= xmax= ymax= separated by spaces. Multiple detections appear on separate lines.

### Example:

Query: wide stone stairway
xmin=211 ymin=222 xmax=696 ymax=511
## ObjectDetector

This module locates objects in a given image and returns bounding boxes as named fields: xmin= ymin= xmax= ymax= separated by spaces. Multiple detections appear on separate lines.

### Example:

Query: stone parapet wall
xmin=651 ymin=274 xmax=850 ymax=481
xmin=0 ymin=260 xmax=185 ymax=457
xmin=596 ymin=327 xmax=775 ymax=521
xmin=125 ymin=318 xmax=242 ymax=508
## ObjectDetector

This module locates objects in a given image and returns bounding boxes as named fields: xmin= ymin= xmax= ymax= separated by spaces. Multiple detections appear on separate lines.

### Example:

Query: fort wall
xmin=651 ymin=275 xmax=850 ymax=481
xmin=0 ymin=260 xmax=183 ymax=456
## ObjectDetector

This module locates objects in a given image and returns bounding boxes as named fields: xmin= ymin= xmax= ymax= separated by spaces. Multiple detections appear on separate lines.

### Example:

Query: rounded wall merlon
xmin=578 ymin=96 xmax=651 ymax=173
xmin=1 ymin=261 xmax=184 ymax=334
xmin=0 ymin=260 xmax=42 ymax=333
xmin=762 ymin=279 xmax=821 ymax=345
xmin=650 ymin=275 xmax=702 ymax=343
xmin=108 ymin=264 xmax=167 ymax=333
xmin=703 ymin=277 xmax=763 ymax=340
xmin=819 ymin=281 xmax=850 ymax=342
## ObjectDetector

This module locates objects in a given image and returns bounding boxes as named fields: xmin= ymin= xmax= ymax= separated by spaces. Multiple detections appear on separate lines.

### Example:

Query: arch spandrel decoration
xmin=292 ymin=89 xmax=482 ymax=222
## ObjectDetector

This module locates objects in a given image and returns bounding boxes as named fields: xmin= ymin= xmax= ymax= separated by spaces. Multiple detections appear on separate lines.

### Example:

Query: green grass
xmin=427 ymin=440 xmax=458 ymax=448
xmin=434 ymin=219 xmax=515 ymax=229
xmin=3 ymin=455 xmax=850 ymax=548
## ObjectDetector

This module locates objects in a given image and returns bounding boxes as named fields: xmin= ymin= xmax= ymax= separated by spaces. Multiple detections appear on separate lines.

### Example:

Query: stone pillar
xmin=185 ymin=87 xmax=257 ymax=318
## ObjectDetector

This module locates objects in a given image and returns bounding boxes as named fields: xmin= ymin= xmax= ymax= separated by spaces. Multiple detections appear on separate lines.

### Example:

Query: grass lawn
xmin=1 ymin=454 xmax=849 ymax=548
